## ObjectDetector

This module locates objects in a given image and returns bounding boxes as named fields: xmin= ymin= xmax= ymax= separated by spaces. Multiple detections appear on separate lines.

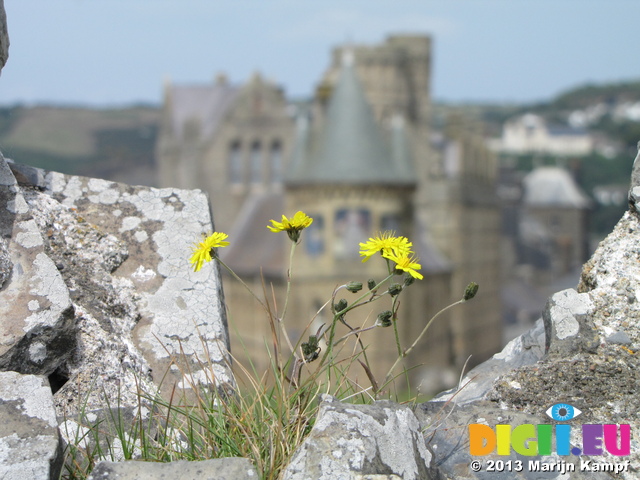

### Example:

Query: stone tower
xmin=314 ymin=37 xmax=501 ymax=368
xmin=280 ymin=53 xmax=454 ymax=380
xmin=156 ymin=34 xmax=502 ymax=387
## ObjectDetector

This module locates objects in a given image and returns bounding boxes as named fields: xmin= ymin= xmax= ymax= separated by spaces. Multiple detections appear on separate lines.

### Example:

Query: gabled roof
xmin=219 ymin=192 xmax=284 ymax=277
xmin=167 ymin=83 xmax=239 ymax=140
xmin=390 ymin=115 xmax=415 ymax=180
xmin=522 ymin=167 xmax=591 ymax=208
xmin=286 ymin=56 xmax=415 ymax=186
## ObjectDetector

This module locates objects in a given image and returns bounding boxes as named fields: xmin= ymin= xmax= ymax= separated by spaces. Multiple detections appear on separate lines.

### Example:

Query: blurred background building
xmin=156 ymin=35 xmax=502 ymax=392
xmin=2 ymin=26 xmax=634 ymax=393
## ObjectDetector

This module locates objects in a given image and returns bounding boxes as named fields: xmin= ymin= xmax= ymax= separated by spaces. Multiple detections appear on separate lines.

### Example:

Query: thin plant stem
xmin=321 ymin=273 xmax=394 ymax=367
xmin=391 ymin=295 xmax=402 ymax=358
xmin=216 ymin=256 xmax=268 ymax=311
xmin=279 ymin=241 xmax=297 ymax=323
xmin=335 ymin=315 xmax=374 ymax=374
xmin=390 ymin=294 xmax=410 ymax=390
xmin=276 ymin=241 xmax=297 ymax=355
xmin=334 ymin=324 xmax=378 ymax=345
xmin=383 ymin=298 xmax=466 ymax=387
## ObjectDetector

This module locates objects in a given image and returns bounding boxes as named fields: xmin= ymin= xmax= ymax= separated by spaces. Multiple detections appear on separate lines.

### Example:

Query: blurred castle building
xmin=156 ymin=35 xmax=501 ymax=390
xmin=499 ymin=165 xmax=591 ymax=340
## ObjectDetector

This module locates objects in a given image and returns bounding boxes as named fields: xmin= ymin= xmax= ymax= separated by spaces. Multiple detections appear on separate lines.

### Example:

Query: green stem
xmin=338 ymin=317 xmax=373 ymax=373
xmin=382 ymin=298 xmax=466 ymax=387
xmin=278 ymin=241 xmax=298 ymax=356
xmin=390 ymin=294 xmax=410 ymax=396
xmin=391 ymin=295 xmax=402 ymax=358
xmin=280 ymin=241 xmax=297 ymax=324
xmin=321 ymin=273 xmax=394 ymax=367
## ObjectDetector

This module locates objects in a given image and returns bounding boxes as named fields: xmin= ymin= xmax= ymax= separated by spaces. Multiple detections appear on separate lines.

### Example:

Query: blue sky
xmin=1 ymin=0 xmax=640 ymax=106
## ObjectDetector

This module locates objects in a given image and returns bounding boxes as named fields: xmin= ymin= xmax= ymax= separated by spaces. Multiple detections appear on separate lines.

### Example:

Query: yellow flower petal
xmin=189 ymin=232 xmax=229 ymax=272
xmin=383 ymin=251 xmax=424 ymax=280
xmin=359 ymin=231 xmax=412 ymax=262
xmin=267 ymin=211 xmax=313 ymax=241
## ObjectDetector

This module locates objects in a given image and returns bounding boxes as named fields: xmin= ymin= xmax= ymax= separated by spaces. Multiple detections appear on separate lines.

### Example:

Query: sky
xmin=1 ymin=0 xmax=640 ymax=107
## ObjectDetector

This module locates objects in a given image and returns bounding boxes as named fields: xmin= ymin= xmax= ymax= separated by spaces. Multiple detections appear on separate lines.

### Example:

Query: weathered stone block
xmin=0 ymin=0 xmax=7 ymax=73
xmin=282 ymin=395 xmax=439 ymax=480
xmin=543 ymin=288 xmax=598 ymax=356
xmin=0 ymin=154 xmax=234 ymax=420
xmin=86 ymin=457 xmax=257 ymax=480
xmin=0 ymin=372 xmax=63 ymax=480
xmin=432 ymin=317 xmax=546 ymax=406
xmin=42 ymin=167 xmax=233 ymax=412
xmin=0 ymin=155 xmax=76 ymax=377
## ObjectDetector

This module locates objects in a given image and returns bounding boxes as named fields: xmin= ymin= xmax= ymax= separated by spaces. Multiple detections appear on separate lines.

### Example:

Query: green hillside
xmin=552 ymin=81 xmax=640 ymax=110
xmin=0 ymin=105 xmax=160 ymax=186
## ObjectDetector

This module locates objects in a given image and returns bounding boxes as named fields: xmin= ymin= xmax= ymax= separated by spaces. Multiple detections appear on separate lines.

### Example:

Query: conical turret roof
xmin=287 ymin=55 xmax=414 ymax=185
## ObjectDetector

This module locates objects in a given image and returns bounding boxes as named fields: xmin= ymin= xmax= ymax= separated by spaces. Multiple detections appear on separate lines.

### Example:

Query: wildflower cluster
xmin=359 ymin=231 xmax=423 ymax=280
xmin=66 ymin=209 xmax=479 ymax=480
xmin=189 ymin=213 xmax=476 ymax=393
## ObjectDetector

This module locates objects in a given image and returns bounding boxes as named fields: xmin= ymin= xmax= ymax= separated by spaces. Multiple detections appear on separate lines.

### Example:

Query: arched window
xmin=334 ymin=208 xmax=371 ymax=259
xmin=228 ymin=140 xmax=242 ymax=185
xmin=250 ymin=140 xmax=262 ymax=184
xmin=305 ymin=214 xmax=324 ymax=256
xmin=269 ymin=140 xmax=282 ymax=184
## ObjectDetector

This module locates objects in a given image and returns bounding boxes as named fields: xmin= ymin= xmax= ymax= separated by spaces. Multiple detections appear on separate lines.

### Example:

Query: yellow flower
xmin=190 ymin=232 xmax=230 ymax=272
xmin=359 ymin=231 xmax=412 ymax=263
xmin=267 ymin=211 xmax=313 ymax=242
xmin=383 ymin=251 xmax=424 ymax=280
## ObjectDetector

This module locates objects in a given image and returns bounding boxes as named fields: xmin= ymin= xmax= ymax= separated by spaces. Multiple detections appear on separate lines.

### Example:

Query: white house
xmin=490 ymin=113 xmax=593 ymax=156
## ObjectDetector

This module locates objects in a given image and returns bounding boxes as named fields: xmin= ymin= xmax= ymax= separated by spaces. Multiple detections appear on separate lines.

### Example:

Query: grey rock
xmin=0 ymin=0 xmax=7 ymax=74
xmin=0 ymin=372 xmax=63 ymax=480
xmin=629 ymin=186 xmax=640 ymax=214
xmin=416 ymin=400 xmax=611 ymax=480
xmin=86 ymin=457 xmax=257 ymax=480
xmin=419 ymin=321 xmax=611 ymax=479
xmin=606 ymin=330 xmax=632 ymax=345
xmin=0 ymin=155 xmax=234 ymax=417
xmin=629 ymin=141 xmax=640 ymax=202
xmin=355 ymin=476 xmax=402 ymax=480
xmin=6 ymin=159 xmax=46 ymax=190
xmin=0 ymin=152 xmax=237 ymax=477
xmin=543 ymin=288 xmax=599 ymax=357
xmin=417 ymin=306 xmax=620 ymax=480
xmin=39 ymin=167 xmax=233 ymax=414
xmin=421 ymin=148 xmax=640 ymax=479
xmin=58 ymin=404 xmax=156 ymax=471
xmin=0 ymin=234 xmax=10 ymax=287
xmin=0 ymin=154 xmax=76 ymax=377
xmin=432 ymin=318 xmax=545 ymax=406
xmin=282 ymin=395 xmax=440 ymax=480
xmin=484 ymin=211 xmax=640 ymax=479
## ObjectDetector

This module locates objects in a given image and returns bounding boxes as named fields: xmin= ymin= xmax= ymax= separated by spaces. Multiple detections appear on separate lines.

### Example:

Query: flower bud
xmin=367 ymin=279 xmax=377 ymax=291
xmin=301 ymin=336 xmax=320 ymax=363
xmin=334 ymin=298 xmax=348 ymax=313
xmin=287 ymin=230 xmax=301 ymax=243
xmin=389 ymin=283 xmax=403 ymax=297
xmin=376 ymin=310 xmax=393 ymax=327
xmin=346 ymin=281 xmax=363 ymax=293
xmin=403 ymin=273 xmax=415 ymax=287
xmin=463 ymin=282 xmax=479 ymax=301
